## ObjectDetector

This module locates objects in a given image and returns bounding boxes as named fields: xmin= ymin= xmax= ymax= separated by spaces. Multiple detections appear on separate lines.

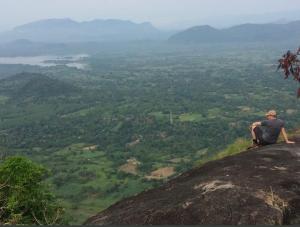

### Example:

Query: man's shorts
xmin=253 ymin=126 xmax=273 ymax=146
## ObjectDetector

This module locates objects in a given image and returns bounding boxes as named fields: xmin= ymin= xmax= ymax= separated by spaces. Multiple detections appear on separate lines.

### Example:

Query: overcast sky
xmin=1 ymin=0 xmax=300 ymax=31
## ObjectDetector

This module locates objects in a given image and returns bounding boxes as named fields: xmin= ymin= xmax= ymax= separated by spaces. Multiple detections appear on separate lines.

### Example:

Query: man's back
xmin=261 ymin=119 xmax=285 ymax=144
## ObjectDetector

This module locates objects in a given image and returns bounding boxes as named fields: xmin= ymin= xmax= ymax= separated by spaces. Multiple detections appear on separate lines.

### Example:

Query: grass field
xmin=32 ymin=143 xmax=155 ymax=224
xmin=179 ymin=113 xmax=204 ymax=122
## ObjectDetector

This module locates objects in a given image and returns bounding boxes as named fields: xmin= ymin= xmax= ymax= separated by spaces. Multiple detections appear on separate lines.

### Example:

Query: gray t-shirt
xmin=261 ymin=119 xmax=285 ymax=144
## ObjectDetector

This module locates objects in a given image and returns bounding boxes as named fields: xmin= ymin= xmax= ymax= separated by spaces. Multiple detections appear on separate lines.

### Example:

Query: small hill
xmin=169 ymin=25 xmax=220 ymax=43
xmin=85 ymin=142 xmax=300 ymax=225
xmin=169 ymin=20 xmax=300 ymax=43
xmin=0 ymin=72 xmax=79 ymax=99
xmin=0 ymin=18 xmax=167 ymax=43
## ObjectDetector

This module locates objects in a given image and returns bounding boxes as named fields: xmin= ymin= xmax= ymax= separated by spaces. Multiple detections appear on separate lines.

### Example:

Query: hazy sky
xmin=1 ymin=0 xmax=300 ymax=31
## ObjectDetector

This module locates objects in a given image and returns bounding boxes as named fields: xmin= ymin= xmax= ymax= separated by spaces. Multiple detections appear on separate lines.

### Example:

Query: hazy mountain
xmin=195 ymin=10 xmax=300 ymax=29
xmin=0 ymin=18 xmax=169 ymax=43
xmin=169 ymin=20 xmax=300 ymax=43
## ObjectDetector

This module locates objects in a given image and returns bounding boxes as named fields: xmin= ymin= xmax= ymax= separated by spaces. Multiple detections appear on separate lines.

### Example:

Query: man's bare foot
xmin=286 ymin=140 xmax=295 ymax=144
xmin=247 ymin=142 xmax=260 ymax=150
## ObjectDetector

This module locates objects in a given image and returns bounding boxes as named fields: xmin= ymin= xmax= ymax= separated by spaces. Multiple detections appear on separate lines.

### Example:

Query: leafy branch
xmin=277 ymin=47 xmax=300 ymax=97
xmin=0 ymin=156 xmax=66 ymax=225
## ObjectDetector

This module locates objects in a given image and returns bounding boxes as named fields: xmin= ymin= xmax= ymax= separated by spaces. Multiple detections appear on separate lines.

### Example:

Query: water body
xmin=0 ymin=54 xmax=88 ymax=69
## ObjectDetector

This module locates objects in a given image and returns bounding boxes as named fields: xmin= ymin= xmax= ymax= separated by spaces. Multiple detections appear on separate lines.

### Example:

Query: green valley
xmin=0 ymin=42 xmax=300 ymax=223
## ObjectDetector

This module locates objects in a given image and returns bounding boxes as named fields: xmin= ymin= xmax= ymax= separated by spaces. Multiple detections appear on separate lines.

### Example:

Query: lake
xmin=0 ymin=54 xmax=89 ymax=69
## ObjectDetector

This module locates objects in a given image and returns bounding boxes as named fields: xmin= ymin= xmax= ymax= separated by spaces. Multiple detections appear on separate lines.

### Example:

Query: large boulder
xmin=85 ymin=143 xmax=300 ymax=225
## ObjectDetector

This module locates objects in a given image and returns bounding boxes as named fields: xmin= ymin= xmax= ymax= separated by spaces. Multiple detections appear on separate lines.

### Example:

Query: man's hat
xmin=265 ymin=110 xmax=277 ymax=117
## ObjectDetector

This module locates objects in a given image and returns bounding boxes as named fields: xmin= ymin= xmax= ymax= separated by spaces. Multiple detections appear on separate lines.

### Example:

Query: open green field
xmin=179 ymin=113 xmax=204 ymax=122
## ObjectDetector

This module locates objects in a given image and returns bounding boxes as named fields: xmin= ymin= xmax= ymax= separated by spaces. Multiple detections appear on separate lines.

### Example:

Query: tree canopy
xmin=0 ymin=156 xmax=65 ymax=225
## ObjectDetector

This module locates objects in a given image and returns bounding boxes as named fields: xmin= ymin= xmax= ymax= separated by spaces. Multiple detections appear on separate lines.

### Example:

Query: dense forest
xmin=0 ymin=41 xmax=299 ymax=223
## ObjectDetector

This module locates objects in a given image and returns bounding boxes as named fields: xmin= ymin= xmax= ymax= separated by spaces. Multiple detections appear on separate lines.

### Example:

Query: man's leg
xmin=250 ymin=124 xmax=259 ymax=145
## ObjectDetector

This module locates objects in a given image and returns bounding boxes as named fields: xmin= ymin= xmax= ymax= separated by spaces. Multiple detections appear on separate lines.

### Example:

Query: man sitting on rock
xmin=250 ymin=110 xmax=295 ymax=148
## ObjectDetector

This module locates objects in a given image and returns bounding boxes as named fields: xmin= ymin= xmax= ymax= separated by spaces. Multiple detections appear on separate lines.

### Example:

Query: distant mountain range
xmin=169 ymin=21 xmax=300 ymax=43
xmin=1 ymin=18 xmax=300 ymax=44
xmin=0 ymin=18 xmax=170 ymax=43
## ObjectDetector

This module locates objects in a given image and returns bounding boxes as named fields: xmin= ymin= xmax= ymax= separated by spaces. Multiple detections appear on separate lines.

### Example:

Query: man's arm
xmin=281 ymin=128 xmax=295 ymax=144
xmin=252 ymin=122 xmax=261 ymax=128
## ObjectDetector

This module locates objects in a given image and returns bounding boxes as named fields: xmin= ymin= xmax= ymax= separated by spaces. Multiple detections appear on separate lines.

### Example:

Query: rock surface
xmin=85 ymin=142 xmax=300 ymax=225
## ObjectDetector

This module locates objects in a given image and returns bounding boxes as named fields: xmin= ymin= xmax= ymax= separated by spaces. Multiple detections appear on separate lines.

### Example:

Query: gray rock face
xmin=85 ymin=142 xmax=300 ymax=225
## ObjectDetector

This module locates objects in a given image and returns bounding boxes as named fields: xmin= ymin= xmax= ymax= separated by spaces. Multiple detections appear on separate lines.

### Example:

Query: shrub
xmin=0 ymin=156 xmax=65 ymax=225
